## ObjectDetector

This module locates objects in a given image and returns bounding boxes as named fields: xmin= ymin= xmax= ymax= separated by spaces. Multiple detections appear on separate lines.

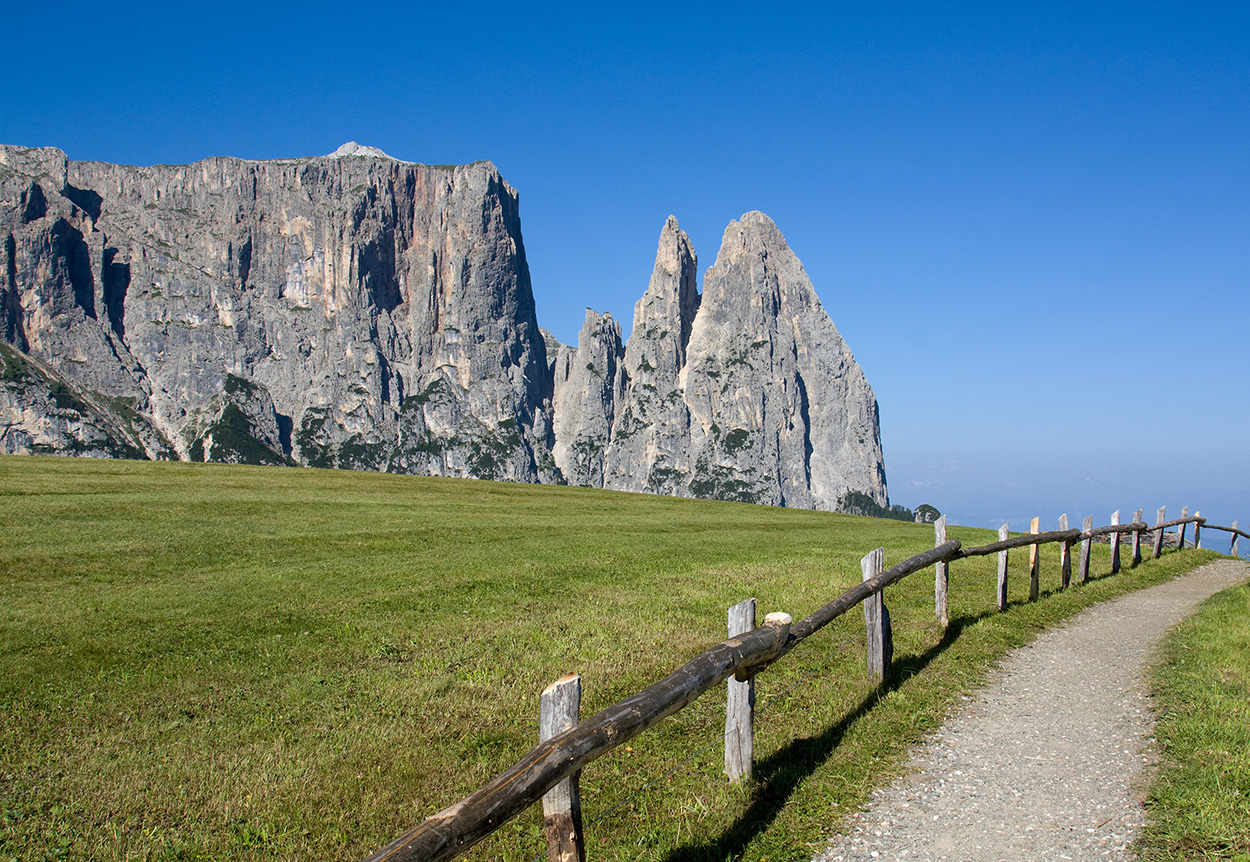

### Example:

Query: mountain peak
xmin=328 ymin=141 xmax=394 ymax=160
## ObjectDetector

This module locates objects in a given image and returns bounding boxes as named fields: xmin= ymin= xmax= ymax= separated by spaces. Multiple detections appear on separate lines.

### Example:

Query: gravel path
xmin=815 ymin=559 xmax=1249 ymax=862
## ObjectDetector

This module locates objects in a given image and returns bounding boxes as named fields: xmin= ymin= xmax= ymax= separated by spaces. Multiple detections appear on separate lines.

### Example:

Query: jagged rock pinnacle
xmin=1 ymin=143 xmax=888 ymax=511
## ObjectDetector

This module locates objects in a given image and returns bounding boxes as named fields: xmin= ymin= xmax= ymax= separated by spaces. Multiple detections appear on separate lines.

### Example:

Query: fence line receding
xmin=364 ymin=508 xmax=1237 ymax=862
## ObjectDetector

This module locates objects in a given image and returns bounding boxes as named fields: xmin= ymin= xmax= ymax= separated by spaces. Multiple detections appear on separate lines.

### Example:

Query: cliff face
xmin=1 ymin=143 xmax=555 ymax=479
xmin=549 ymin=310 xmax=626 ymax=488
xmin=600 ymin=215 xmax=701 ymax=495
xmin=681 ymin=213 xmax=885 ymax=508
xmin=1 ymin=142 xmax=886 ymax=510
xmin=588 ymin=212 xmax=886 ymax=509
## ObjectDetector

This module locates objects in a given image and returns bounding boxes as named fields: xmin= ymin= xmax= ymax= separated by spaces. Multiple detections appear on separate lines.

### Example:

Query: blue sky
xmin=4 ymin=2 xmax=1247 ymax=534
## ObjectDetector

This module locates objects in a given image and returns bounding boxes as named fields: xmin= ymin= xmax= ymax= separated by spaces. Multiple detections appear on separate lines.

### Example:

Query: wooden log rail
xmin=1083 ymin=521 xmax=1151 ymax=540
xmin=1154 ymin=516 xmax=1204 ymax=531
xmin=782 ymin=541 xmax=960 ymax=647
xmin=1197 ymin=521 xmax=1250 ymax=540
xmin=364 ymin=614 xmax=795 ymax=862
xmin=363 ymin=540 xmax=957 ymax=862
xmin=951 ymin=528 xmax=1081 ymax=558
xmin=365 ymin=508 xmax=1234 ymax=862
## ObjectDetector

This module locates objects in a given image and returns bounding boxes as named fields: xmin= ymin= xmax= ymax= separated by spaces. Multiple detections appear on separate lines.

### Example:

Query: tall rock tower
xmin=672 ymin=212 xmax=886 ymax=508
xmin=2 ymin=141 xmax=888 ymax=511
xmin=553 ymin=211 xmax=889 ymax=509
xmin=601 ymin=215 xmax=700 ymax=494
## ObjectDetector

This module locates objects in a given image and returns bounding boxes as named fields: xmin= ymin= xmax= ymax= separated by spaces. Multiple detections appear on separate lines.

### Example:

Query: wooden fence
xmin=364 ymin=508 xmax=1248 ymax=862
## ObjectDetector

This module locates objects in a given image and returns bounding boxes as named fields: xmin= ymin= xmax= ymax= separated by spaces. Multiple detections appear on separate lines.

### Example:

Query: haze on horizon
xmin=3 ymin=1 xmax=1246 ymax=534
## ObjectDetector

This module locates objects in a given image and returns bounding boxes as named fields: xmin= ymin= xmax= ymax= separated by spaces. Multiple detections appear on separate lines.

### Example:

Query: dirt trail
xmin=815 ymin=559 xmax=1249 ymax=862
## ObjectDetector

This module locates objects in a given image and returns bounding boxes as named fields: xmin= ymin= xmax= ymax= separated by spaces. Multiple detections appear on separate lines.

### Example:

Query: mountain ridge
xmin=1 ymin=142 xmax=888 ymax=511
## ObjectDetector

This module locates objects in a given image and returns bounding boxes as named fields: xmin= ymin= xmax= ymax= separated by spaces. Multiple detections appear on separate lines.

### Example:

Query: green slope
xmin=0 ymin=455 xmax=1216 ymax=862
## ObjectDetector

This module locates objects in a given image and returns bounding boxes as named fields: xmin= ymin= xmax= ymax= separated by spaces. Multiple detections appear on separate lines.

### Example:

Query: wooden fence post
xmin=862 ymin=548 xmax=891 ymax=684
xmin=1058 ymin=513 xmax=1072 ymax=588
xmin=540 ymin=674 xmax=585 ymax=862
xmin=725 ymin=598 xmax=756 ymax=783
xmin=1233 ymin=520 xmax=1240 ymax=557
xmin=1153 ymin=506 xmax=1166 ymax=559
xmin=1178 ymin=506 xmax=1189 ymax=549
xmin=934 ymin=516 xmax=949 ymax=628
xmin=1028 ymin=517 xmax=1041 ymax=601
xmin=1079 ymin=515 xmax=1093 ymax=583
xmin=1131 ymin=508 xmax=1144 ymax=565
xmin=997 ymin=523 xmax=1009 ymax=611
xmin=1194 ymin=511 xmax=1202 ymax=549
xmin=1109 ymin=510 xmax=1122 ymax=574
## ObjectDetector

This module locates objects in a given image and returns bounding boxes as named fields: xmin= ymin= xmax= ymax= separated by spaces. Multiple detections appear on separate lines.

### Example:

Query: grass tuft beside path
xmin=1137 ymin=578 xmax=1250 ymax=862
xmin=0 ymin=456 xmax=1222 ymax=862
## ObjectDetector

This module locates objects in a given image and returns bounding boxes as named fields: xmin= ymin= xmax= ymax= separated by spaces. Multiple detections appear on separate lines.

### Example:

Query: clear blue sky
xmin=4 ymin=2 xmax=1247 ymax=534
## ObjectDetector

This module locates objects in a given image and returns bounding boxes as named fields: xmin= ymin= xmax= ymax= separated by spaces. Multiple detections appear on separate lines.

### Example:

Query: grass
xmin=0 ymin=455 xmax=1221 ymax=862
xmin=1136 ymin=579 xmax=1250 ymax=861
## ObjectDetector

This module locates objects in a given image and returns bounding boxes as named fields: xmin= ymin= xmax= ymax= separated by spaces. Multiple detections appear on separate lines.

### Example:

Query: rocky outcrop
xmin=1 ymin=142 xmax=888 ymax=510
xmin=602 ymin=215 xmax=700 ymax=495
xmin=599 ymin=212 xmax=886 ymax=509
xmin=1 ymin=142 xmax=555 ymax=480
xmin=0 ymin=342 xmax=150 ymax=458
xmin=550 ymin=310 xmax=626 ymax=487
xmin=685 ymin=212 xmax=885 ymax=508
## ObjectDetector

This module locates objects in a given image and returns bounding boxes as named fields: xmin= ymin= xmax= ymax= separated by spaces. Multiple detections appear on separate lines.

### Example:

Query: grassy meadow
xmin=0 ymin=455 xmax=1221 ymax=862
xmin=1137 ymin=578 xmax=1250 ymax=861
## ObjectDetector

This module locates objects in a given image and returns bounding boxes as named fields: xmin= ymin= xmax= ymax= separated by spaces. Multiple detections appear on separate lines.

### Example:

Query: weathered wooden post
xmin=997 ymin=523 xmax=1009 ymax=611
xmin=1109 ymin=509 xmax=1124 ymax=571
xmin=725 ymin=598 xmax=756 ymax=783
xmin=1028 ymin=517 xmax=1041 ymax=601
xmin=862 ymin=547 xmax=892 ymax=684
xmin=934 ymin=516 xmax=949 ymax=628
xmin=1079 ymin=515 xmax=1093 ymax=583
xmin=1194 ymin=511 xmax=1202 ymax=549
xmin=1233 ymin=520 xmax=1240 ymax=557
xmin=1058 ymin=513 xmax=1072 ymax=588
xmin=1153 ymin=506 xmax=1166 ymax=559
xmin=1178 ymin=506 xmax=1189 ymax=549
xmin=1131 ymin=508 xmax=1144 ymax=565
xmin=540 ymin=674 xmax=585 ymax=862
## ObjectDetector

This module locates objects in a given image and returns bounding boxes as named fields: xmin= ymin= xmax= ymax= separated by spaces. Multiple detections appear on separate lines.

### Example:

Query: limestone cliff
xmin=601 ymin=215 xmax=700 ymax=495
xmin=597 ymin=212 xmax=886 ymax=509
xmin=1 ymin=143 xmax=556 ymax=479
xmin=677 ymin=212 xmax=885 ymax=508
xmin=1 ymin=143 xmax=887 ymax=510
xmin=549 ymin=310 xmax=626 ymax=488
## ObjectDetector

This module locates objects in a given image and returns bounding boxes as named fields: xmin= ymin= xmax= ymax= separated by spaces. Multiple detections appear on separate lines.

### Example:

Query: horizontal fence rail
xmin=951 ymin=528 xmax=1082 ymax=558
xmin=1201 ymin=522 xmax=1250 ymax=539
xmin=365 ymin=617 xmax=795 ymax=862
xmin=782 ymin=540 xmax=960 ymax=648
xmin=1153 ymin=516 xmax=1204 ymax=532
xmin=364 ymin=507 xmax=1238 ymax=862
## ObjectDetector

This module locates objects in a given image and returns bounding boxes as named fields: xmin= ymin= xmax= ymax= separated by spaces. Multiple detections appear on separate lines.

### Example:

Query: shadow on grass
xmin=659 ymin=608 xmax=992 ymax=862
xmin=660 ymin=556 xmax=1179 ymax=861
xmin=1010 ymin=558 xmax=1137 ymax=607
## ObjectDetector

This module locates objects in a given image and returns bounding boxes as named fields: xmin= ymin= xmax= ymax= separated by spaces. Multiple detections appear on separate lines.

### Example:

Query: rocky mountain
xmin=1 ymin=142 xmax=888 ymax=511
xmin=594 ymin=212 xmax=886 ymax=508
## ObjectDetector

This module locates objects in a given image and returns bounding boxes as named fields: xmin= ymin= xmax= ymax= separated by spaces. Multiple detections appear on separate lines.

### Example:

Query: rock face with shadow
xmin=1 ymin=142 xmax=554 ymax=476
xmin=1 ymin=142 xmax=887 ymax=510
xmin=586 ymin=212 xmax=886 ymax=509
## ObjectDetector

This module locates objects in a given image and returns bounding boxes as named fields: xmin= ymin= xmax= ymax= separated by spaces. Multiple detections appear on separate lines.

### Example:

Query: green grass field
xmin=1137 ymin=579 xmax=1250 ymax=861
xmin=0 ymin=455 xmax=1221 ymax=862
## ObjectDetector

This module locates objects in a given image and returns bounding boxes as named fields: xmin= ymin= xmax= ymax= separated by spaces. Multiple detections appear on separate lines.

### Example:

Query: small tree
xmin=914 ymin=503 xmax=942 ymax=524
xmin=838 ymin=491 xmax=914 ymax=522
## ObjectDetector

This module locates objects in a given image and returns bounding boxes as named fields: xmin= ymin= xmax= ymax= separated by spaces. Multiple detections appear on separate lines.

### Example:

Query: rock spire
xmin=1 ymin=143 xmax=888 ymax=511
